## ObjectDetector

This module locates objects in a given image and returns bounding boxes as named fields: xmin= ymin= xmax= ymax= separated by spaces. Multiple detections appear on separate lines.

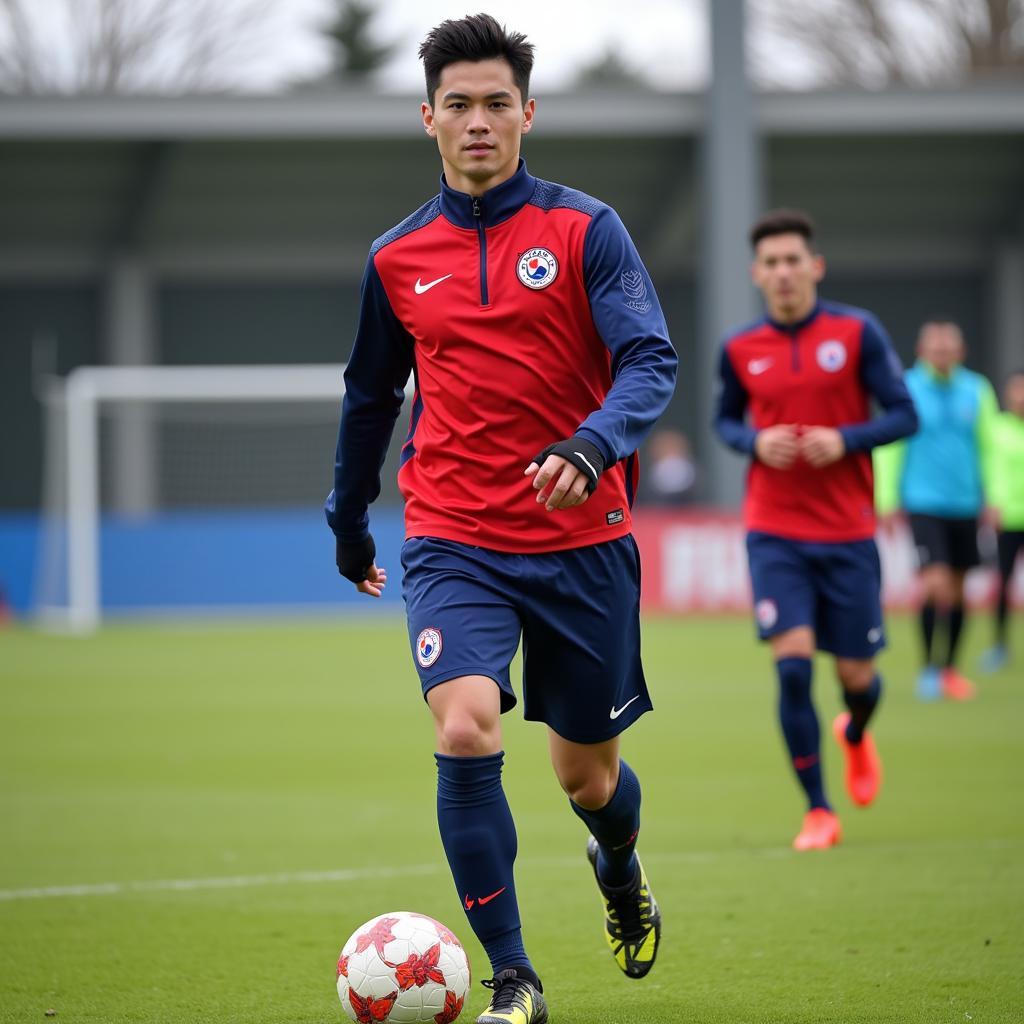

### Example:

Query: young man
xmin=325 ymin=15 xmax=677 ymax=1024
xmin=874 ymin=320 xmax=999 ymax=700
xmin=715 ymin=209 xmax=917 ymax=851
xmin=980 ymin=369 xmax=1024 ymax=672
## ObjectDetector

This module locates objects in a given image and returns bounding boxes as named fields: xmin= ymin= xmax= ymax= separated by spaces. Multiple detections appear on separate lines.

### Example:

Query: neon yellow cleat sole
xmin=586 ymin=835 xmax=661 ymax=979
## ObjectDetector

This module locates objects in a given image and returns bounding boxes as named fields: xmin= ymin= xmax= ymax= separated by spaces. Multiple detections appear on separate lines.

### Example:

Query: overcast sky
xmin=250 ymin=0 xmax=710 ymax=92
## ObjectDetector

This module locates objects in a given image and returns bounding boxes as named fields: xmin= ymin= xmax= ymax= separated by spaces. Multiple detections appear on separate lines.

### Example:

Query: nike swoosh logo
xmin=414 ymin=274 xmax=453 ymax=295
xmin=748 ymin=357 xmax=774 ymax=375
xmin=573 ymin=451 xmax=598 ymax=479
xmin=609 ymin=695 xmax=641 ymax=720
xmin=464 ymin=887 xmax=506 ymax=910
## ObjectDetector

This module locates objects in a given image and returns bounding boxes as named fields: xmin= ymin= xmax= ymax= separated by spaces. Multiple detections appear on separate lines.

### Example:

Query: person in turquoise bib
xmin=875 ymin=318 xmax=999 ymax=701
xmin=980 ymin=370 xmax=1024 ymax=671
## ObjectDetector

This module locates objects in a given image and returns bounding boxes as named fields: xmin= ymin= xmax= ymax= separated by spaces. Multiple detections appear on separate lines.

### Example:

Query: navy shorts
xmin=746 ymin=531 xmax=886 ymax=659
xmin=400 ymin=535 xmax=651 ymax=744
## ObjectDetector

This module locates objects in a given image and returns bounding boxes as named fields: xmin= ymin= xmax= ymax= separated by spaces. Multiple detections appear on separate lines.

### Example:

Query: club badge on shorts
xmin=517 ymin=248 xmax=558 ymax=290
xmin=816 ymin=340 xmax=847 ymax=372
xmin=756 ymin=599 xmax=778 ymax=630
xmin=416 ymin=627 xmax=443 ymax=668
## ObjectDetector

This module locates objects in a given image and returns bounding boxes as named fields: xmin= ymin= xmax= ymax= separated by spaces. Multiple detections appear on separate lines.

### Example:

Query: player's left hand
xmin=982 ymin=505 xmax=1001 ymax=530
xmin=799 ymin=427 xmax=846 ymax=468
xmin=525 ymin=436 xmax=605 ymax=512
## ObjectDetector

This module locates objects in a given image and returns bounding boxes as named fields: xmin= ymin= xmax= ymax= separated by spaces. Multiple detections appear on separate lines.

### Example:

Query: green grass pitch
xmin=1 ymin=613 xmax=1021 ymax=1024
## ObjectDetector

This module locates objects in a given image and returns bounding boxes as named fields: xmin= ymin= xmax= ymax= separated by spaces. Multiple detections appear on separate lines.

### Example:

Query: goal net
xmin=34 ymin=364 xmax=411 ymax=632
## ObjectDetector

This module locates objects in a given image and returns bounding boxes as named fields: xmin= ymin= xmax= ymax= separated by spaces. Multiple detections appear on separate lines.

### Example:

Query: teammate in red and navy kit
xmin=325 ymin=16 xmax=677 ymax=1024
xmin=715 ymin=210 xmax=917 ymax=851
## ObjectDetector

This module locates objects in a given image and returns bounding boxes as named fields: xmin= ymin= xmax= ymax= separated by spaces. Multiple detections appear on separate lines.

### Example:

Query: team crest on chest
xmin=816 ymin=340 xmax=847 ymax=373
xmin=416 ymin=628 xmax=442 ymax=668
xmin=517 ymin=248 xmax=558 ymax=290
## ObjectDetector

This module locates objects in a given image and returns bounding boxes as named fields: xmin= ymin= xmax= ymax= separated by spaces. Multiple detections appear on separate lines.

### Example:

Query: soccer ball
xmin=336 ymin=911 xmax=471 ymax=1024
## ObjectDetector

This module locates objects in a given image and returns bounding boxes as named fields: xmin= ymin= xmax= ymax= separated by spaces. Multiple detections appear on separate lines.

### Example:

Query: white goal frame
xmin=42 ymin=363 xmax=361 ymax=634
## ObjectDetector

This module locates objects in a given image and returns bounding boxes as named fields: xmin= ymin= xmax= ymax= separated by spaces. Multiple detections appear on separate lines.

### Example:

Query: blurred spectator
xmin=639 ymin=428 xmax=698 ymax=506
xmin=874 ymin=317 xmax=999 ymax=701
xmin=980 ymin=369 xmax=1024 ymax=672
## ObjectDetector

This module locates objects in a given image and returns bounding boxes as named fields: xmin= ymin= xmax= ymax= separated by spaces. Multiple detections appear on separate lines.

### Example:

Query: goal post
xmin=37 ymin=363 xmax=414 ymax=634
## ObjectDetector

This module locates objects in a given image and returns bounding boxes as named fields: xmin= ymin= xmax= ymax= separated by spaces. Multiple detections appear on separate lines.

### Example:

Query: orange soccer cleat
xmin=792 ymin=808 xmax=842 ymax=851
xmin=941 ymin=668 xmax=977 ymax=702
xmin=832 ymin=712 xmax=883 ymax=807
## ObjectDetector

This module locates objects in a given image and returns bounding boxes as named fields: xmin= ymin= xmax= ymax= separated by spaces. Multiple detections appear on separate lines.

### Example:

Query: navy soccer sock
xmin=776 ymin=657 xmax=829 ymax=811
xmin=843 ymin=675 xmax=882 ymax=744
xmin=435 ymin=752 xmax=535 ymax=978
xmin=570 ymin=759 xmax=641 ymax=888
xmin=920 ymin=602 xmax=937 ymax=666
xmin=945 ymin=605 xmax=965 ymax=668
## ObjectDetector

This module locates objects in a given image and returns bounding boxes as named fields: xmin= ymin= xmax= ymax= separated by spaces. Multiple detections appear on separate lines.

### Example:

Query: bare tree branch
xmin=0 ymin=0 xmax=44 ymax=91
xmin=0 ymin=0 xmax=301 ymax=95
xmin=751 ymin=0 xmax=1024 ymax=88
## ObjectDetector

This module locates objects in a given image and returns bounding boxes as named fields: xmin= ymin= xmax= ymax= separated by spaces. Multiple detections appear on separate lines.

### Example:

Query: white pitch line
xmin=0 ymin=863 xmax=442 ymax=903
xmin=1 ymin=838 xmax=1016 ymax=903
xmin=0 ymin=852 xmax=716 ymax=903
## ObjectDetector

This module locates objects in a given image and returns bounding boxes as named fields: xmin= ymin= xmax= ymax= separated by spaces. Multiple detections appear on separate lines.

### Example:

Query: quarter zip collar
xmin=439 ymin=159 xmax=536 ymax=230
xmin=767 ymin=299 xmax=822 ymax=334
xmin=916 ymin=359 xmax=960 ymax=386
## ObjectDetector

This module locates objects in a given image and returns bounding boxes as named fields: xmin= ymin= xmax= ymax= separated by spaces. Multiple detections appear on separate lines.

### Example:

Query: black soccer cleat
xmin=476 ymin=967 xmax=548 ymax=1024
xmin=587 ymin=834 xmax=661 ymax=979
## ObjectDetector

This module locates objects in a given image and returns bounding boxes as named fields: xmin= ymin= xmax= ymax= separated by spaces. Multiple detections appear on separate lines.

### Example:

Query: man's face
xmin=917 ymin=323 xmax=964 ymax=376
xmin=422 ymin=58 xmax=534 ymax=195
xmin=1004 ymin=373 xmax=1024 ymax=417
xmin=750 ymin=233 xmax=824 ymax=322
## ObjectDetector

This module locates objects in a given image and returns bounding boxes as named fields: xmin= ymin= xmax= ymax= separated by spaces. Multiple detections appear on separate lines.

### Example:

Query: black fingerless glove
xmin=532 ymin=435 xmax=606 ymax=494
xmin=336 ymin=534 xmax=376 ymax=584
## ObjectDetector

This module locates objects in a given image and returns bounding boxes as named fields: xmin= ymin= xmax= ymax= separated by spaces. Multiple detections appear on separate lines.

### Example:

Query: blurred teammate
xmin=874 ymin=320 xmax=999 ymax=700
xmin=715 ymin=209 xmax=917 ymax=851
xmin=980 ymin=369 xmax=1024 ymax=671
xmin=325 ymin=15 xmax=677 ymax=1024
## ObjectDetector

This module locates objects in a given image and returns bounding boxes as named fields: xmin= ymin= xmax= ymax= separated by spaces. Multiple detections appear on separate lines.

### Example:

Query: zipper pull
xmin=472 ymin=197 xmax=481 ymax=218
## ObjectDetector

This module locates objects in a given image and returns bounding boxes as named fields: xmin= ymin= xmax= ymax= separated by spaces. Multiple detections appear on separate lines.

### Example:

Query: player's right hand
xmin=754 ymin=424 xmax=800 ymax=469
xmin=337 ymin=535 xmax=387 ymax=597
xmin=356 ymin=564 xmax=387 ymax=598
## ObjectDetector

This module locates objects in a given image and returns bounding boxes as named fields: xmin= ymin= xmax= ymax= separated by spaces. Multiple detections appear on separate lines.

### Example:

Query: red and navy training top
xmin=326 ymin=160 xmax=678 ymax=553
xmin=715 ymin=300 xmax=917 ymax=542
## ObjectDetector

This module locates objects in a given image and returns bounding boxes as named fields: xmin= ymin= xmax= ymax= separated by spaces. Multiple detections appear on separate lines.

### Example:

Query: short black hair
xmin=750 ymin=208 xmax=816 ymax=251
xmin=418 ymin=13 xmax=534 ymax=106
xmin=920 ymin=315 xmax=961 ymax=330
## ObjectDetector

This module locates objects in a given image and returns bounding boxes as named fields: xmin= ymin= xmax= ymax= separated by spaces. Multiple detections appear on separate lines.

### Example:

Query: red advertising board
xmin=631 ymin=509 xmax=1021 ymax=615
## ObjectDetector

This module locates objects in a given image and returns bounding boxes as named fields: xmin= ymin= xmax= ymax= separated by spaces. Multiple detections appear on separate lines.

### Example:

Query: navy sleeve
xmin=574 ymin=206 xmax=678 ymax=463
xmin=838 ymin=316 xmax=919 ymax=453
xmin=713 ymin=344 xmax=757 ymax=455
xmin=324 ymin=256 xmax=414 ymax=542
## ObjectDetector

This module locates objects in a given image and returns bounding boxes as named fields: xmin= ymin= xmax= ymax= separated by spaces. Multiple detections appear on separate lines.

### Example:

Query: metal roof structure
xmin=2 ymin=85 xmax=1024 ymax=137
xmin=1 ymin=86 xmax=1022 ymax=281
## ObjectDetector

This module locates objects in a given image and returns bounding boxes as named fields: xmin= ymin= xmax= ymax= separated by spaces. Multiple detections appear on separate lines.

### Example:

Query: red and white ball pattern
xmin=337 ymin=911 xmax=471 ymax=1024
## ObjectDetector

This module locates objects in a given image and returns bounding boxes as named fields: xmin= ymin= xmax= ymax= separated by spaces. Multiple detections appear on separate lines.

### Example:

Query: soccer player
xmin=325 ymin=15 xmax=677 ymax=1024
xmin=715 ymin=209 xmax=917 ymax=851
xmin=874 ymin=319 xmax=999 ymax=700
xmin=980 ymin=369 xmax=1024 ymax=671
